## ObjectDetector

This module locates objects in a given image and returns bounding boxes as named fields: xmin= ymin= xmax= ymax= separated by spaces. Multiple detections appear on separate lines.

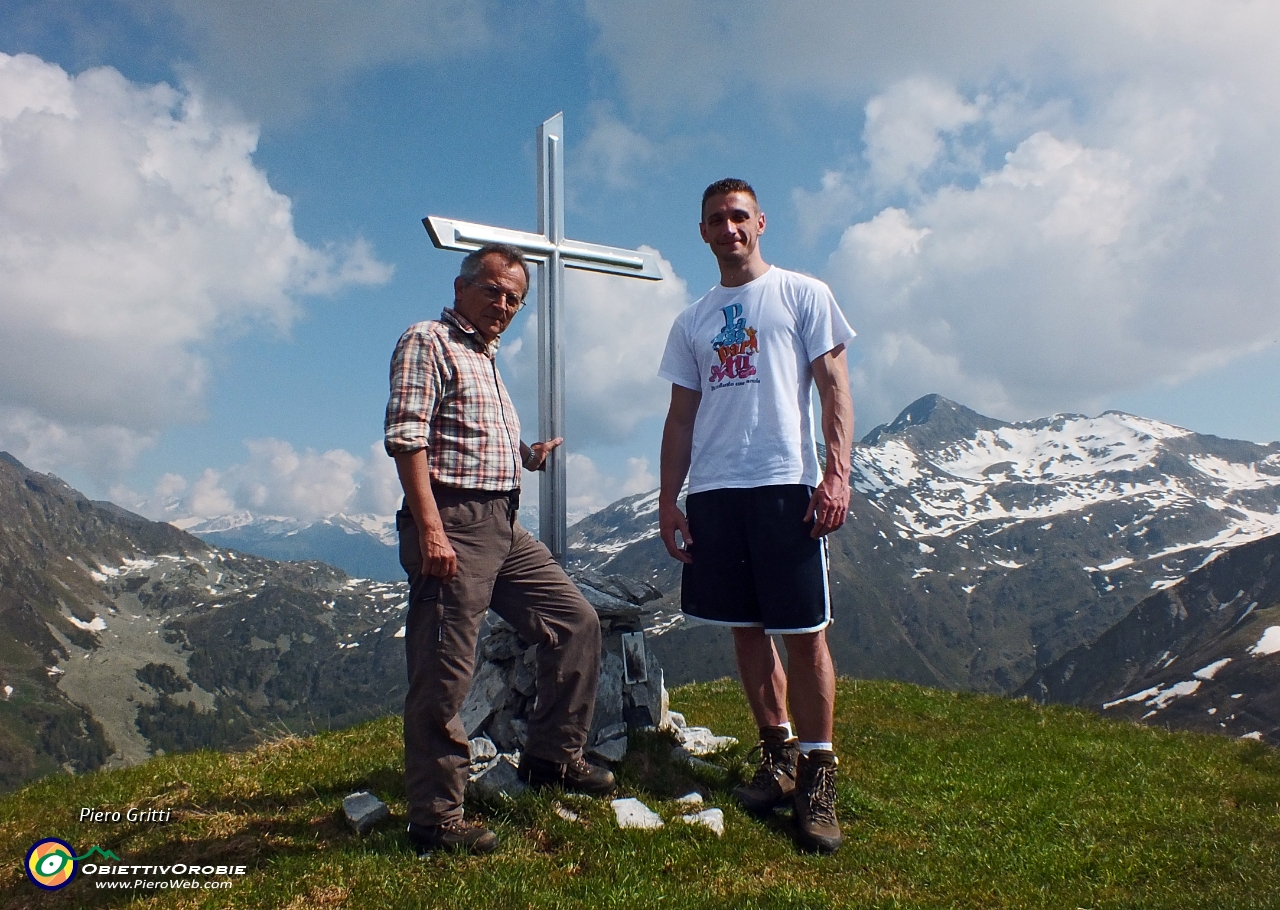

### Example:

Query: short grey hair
xmin=459 ymin=243 xmax=530 ymax=292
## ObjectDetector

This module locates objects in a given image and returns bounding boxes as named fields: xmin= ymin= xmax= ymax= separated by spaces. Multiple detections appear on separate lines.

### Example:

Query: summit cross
xmin=423 ymin=112 xmax=662 ymax=561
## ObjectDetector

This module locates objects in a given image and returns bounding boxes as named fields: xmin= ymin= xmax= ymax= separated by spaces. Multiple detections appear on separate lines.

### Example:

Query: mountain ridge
xmin=572 ymin=394 xmax=1280 ymax=696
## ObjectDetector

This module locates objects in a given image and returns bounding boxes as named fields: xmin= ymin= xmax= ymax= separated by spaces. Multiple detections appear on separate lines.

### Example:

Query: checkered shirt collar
xmin=441 ymin=307 xmax=501 ymax=358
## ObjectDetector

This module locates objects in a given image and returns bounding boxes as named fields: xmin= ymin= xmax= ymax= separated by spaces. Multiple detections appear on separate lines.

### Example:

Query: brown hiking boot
xmin=518 ymin=752 xmax=617 ymax=795
xmin=408 ymin=818 xmax=499 ymax=856
xmin=794 ymin=749 xmax=842 ymax=853
xmin=733 ymin=726 xmax=799 ymax=815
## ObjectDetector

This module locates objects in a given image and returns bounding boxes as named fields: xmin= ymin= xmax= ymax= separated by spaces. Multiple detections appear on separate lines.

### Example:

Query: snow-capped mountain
xmin=570 ymin=394 xmax=1280 ymax=694
xmin=854 ymin=395 xmax=1280 ymax=564
xmin=175 ymin=512 xmax=402 ymax=581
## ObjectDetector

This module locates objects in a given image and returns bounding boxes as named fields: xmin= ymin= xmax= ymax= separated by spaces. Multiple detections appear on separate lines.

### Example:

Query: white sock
xmin=797 ymin=741 xmax=832 ymax=755
xmin=776 ymin=722 xmax=793 ymax=738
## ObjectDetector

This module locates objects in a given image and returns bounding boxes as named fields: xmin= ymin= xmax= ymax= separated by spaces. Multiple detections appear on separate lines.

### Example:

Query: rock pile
xmin=465 ymin=569 xmax=669 ymax=791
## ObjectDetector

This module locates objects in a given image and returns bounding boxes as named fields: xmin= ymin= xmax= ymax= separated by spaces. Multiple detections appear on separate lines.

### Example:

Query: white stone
xmin=342 ymin=791 xmax=389 ymax=834
xmin=680 ymin=808 xmax=724 ymax=836
xmin=674 ymin=792 xmax=703 ymax=806
xmin=678 ymin=726 xmax=737 ymax=756
xmin=667 ymin=711 xmax=686 ymax=729
xmin=553 ymin=803 xmax=580 ymax=822
xmin=612 ymin=797 xmax=664 ymax=830
xmin=469 ymin=736 xmax=497 ymax=765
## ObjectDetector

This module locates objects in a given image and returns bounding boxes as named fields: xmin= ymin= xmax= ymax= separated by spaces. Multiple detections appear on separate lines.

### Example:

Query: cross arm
xmin=424 ymin=216 xmax=663 ymax=280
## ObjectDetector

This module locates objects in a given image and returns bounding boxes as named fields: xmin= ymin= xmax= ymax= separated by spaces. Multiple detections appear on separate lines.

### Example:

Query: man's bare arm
xmin=807 ymin=344 xmax=854 ymax=538
xmin=658 ymin=384 xmax=702 ymax=563
xmin=393 ymin=449 xmax=457 ymax=581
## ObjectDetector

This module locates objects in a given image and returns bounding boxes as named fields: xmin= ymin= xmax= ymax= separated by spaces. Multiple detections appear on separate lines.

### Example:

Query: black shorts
xmin=680 ymin=484 xmax=831 ymax=635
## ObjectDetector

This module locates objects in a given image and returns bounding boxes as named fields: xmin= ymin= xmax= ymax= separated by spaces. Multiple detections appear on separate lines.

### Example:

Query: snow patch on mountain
xmin=1248 ymin=627 xmax=1280 ymax=658
xmin=929 ymin=413 xmax=1190 ymax=483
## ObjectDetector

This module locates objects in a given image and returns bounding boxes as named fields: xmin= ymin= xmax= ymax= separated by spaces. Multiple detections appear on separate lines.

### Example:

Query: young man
xmin=386 ymin=243 xmax=614 ymax=857
xmin=658 ymin=179 xmax=855 ymax=853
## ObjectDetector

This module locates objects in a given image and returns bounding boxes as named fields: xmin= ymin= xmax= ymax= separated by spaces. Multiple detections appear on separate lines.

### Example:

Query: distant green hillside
xmin=3 ymin=679 xmax=1279 ymax=909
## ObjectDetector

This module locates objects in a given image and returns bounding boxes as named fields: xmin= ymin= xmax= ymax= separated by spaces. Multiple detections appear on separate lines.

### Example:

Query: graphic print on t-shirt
xmin=708 ymin=302 xmax=760 ymax=387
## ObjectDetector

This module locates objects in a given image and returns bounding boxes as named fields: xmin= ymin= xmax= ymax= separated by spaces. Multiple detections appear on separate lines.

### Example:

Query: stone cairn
xmin=464 ymin=568 xmax=671 ymax=796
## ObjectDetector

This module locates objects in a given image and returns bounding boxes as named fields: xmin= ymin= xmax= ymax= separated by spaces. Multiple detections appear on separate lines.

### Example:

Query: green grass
xmin=3 ymin=678 xmax=1279 ymax=909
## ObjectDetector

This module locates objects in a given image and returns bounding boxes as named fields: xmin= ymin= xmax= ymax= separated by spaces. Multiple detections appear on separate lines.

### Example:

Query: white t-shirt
xmin=658 ymin=266 xmax=856 ymax=494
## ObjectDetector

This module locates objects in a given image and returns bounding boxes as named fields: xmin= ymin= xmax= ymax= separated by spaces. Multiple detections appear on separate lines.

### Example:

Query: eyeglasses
xmin=463 ymin=278 xmax=526 ymax=311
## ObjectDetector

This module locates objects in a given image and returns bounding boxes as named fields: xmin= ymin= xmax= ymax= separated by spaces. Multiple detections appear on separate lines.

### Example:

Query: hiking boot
xmin=794 ymin=749 xmax=842 ymax=853
xmin=408 ymin=819 xmax=498 ymax=857
xmin=518 ymin=752 xmax=617 ymax=795
xmin=733 ymin=725 xmax=799 ymax=815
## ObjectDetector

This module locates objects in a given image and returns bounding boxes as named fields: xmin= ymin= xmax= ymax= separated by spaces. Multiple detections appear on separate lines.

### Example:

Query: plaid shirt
xmin=384 ymin=308 xmax=522 ymax=491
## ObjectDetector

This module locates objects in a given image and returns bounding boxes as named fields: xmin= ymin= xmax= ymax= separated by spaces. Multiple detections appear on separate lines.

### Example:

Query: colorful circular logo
xmin=25 ymin=838 xmax=77 ymax=890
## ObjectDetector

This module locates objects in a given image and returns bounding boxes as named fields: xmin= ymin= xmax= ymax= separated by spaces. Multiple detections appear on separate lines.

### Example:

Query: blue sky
xmin=2 ymin=1 xmax=1278 ymax=524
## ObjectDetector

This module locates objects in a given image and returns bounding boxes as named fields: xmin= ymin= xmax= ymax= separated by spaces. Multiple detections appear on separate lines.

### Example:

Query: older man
xmin=386 ymin=243 xmax=614 ymax=857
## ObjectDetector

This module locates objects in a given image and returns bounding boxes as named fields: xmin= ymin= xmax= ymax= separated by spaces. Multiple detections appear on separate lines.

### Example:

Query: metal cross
xmin=423 ymin=112 xmax=662 ymax=561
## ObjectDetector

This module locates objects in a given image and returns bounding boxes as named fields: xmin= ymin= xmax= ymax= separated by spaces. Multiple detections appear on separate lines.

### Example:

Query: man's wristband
xmin=523 ymin=451 xmax=541 ymax=470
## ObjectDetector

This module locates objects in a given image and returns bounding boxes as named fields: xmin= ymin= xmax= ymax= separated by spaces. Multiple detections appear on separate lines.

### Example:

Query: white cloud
xmin=791 ymin=171 xmax=862 ymax=246
xmin=117 ymin=438 xmax=656 ymax=527
xmin=573 ymin=103 xmax=661 ymax=191
xmin=586 ymin=2 xmax=1280 ymax=117
xmin=1 ymin=408 xmax=158 ymax=483
xmin=823 ymin=75 xmax=1277 ymax=425
xmin=565 ymin=453 xmax=657 ymax=524
xmin=586 ymin=2 xmax=1280 ymax=426
xmin=165 ymin=0 xmax=489 ymax=120
xmin=120 ymin=438 xmax=401 ymax=523
xmin=0 ymin=53 xmax=392 ymax=481
xmin=352 ymin=441 xmax=405 ymax=517
xmin=501 ymin=246 xmax=691 ymax=446
xmin=862 ymin=77 xmax=983 ymax=191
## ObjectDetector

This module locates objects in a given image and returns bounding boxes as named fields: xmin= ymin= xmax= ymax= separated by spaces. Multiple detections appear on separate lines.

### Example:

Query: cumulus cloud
xmin=584 ymin=3 xmax=1280 ymax=427
xmin=823 ymin=77 xmax=1278 ymax=424
xmin=586 ymin=2 xmax=1280 ymax=116
xmin=565 ymin=453 xmax=657 ymax=524
xmin=117 ymin=439 xmax=653 ymax=526
xmin=117 ymin=439 xmax=402 ymax=522
xmin=0 ymin=53 xmax=392 ymax=482
xmin=572 ymin=103 xmax=661 ymax=191
xmin=861 ymin=78 xmax=984 ymax=191
xmin=500 ymin=246 xmax=691 ymax=445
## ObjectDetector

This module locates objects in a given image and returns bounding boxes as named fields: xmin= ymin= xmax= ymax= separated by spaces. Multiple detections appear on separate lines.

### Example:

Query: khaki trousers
xmin=399 ymin=488 xmax=600 ymax=826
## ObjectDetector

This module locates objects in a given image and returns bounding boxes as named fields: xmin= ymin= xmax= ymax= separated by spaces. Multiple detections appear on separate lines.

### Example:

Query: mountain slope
xmin=1021 ymin=531 xmax=1280 ymax=743
xmin=4 ymin=679 xmax=1280 ymax=909
xmin=0 ymin=454 xmax=411 ymax=792
xmin=570 ymin=395 xmax=1280 ymax=694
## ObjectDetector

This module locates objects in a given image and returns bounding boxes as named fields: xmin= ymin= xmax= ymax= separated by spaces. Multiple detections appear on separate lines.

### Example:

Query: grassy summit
xmin=2 ymin=679 xmax=1278 ymax=909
